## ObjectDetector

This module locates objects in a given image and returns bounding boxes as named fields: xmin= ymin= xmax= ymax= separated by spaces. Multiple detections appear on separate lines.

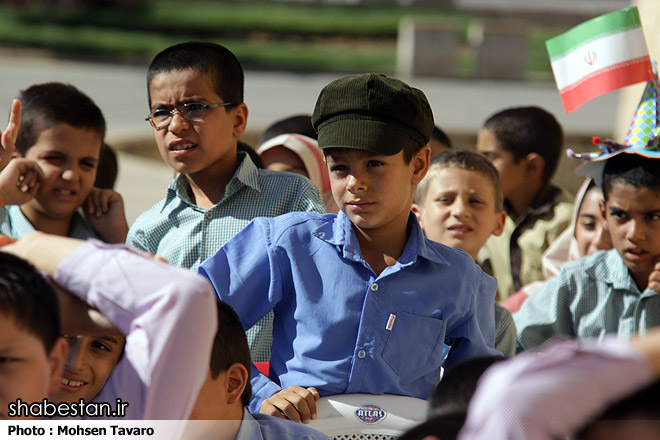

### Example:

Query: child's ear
xmin=231 ymin=103 xmax=249 ymax=139
xmin=411 ymin=144 xmax=431 ymax=184
xmin=525 ymin=153 xmax=545 ymax=180
xmin=491 ymin=210 xmax=507 ymax=237
xmin=411 ymin=203 xmax=425 ymax=231
xmin=224 ymin=363 xmax=248 ymax=405
xmin=47 ymin=337 xmax=68 ymax=395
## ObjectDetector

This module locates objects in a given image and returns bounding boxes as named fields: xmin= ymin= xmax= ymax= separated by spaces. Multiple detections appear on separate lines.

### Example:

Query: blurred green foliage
xmin=0 ymin=1 xmax=561 ymax=77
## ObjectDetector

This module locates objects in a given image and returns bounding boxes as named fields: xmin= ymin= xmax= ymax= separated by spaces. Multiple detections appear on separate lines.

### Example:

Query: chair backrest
xmin=306 ymin=394 xmax=428 ymax=440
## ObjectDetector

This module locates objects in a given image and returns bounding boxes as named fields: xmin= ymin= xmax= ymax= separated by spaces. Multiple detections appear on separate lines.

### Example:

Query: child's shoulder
xmin=422 ymin=237 xmax=479 ymax=269
xmin=250 ymin=211 xmax=336 ymax=240
xmin=557 ymin=248 xmax=618 ymax=281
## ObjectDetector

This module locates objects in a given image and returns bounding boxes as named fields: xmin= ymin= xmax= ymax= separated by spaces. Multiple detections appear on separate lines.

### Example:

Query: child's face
xmin=50 ymin=333 xmax=125 ymax=404
xmin=575 ymin=186 xmax=612 ymax=258
xmin=326 ymin=146 xmax=429 ymax=234
xmin=415 ymin=168 xmax=505 ymax=260
xmin=22 ymin=123 xmax=101 ymax=221
xmin=148 ymin=68 xmax=247 ymax=178
xmin=476 ymin=128 xmax=526 ymax=201
xmin=601 ymin=182 xmax=660 ymax=290
xmin=260 ymin=146 xmax=309 ymax=178
xmin=0 ymin=313 xmax=66 ymax=419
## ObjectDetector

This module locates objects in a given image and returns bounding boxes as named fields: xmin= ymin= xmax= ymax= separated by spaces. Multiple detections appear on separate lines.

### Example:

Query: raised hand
xmin=0 ymin=100 xmax=22 ymax=171
xmin=84 ymin=188 xmax=129 ymax=243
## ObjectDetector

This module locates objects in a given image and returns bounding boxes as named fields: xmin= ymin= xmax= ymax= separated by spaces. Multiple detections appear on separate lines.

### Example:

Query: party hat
xmin=568 ymin=60 xmax=660 ymax=186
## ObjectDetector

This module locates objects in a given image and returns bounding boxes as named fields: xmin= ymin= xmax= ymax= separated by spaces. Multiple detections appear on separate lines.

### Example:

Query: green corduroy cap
xmin=312 ymin=73 xmax=434 ymax=155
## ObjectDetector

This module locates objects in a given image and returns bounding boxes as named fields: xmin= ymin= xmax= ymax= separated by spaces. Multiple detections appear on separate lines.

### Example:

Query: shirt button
xmin=357 ymin=350 xmax=367 ymax=359
xmin=205 ymin=211 xmax=213 ymax=219
xmin=370 ymin=283 xmax=379 ymax=292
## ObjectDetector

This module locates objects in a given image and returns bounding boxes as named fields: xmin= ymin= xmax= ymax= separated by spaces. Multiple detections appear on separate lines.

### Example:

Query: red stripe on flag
xmin=559 ymin=57 xmax=653 ymax=113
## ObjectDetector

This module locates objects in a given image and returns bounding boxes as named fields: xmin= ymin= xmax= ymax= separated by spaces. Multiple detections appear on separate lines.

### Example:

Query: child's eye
xmin=151 ymin=109 xmax=172 ymax=118
xmin=609 ymin=209 xmax=627 ymax=221
xmin=647 ymin=213 xmax=660 ymax=221
xmin=470 ymin=199 xmax=485 ymax=205
xmin=81 ymin=160 xmax=97 ymax=169
xmin=330 ymin=165 xmax=347 ymax=173
xmin=579 ymin=221 xmax=596 ymax=230
xmin=366 ymin=160 xmax=383 ymax=167
xmin=0 ymin=356 xmax=18 ymax=364
xmin=91 ymin=341 xmax=111 ymax=352
xmin=43 ymin=155 xmax=64 ymax=164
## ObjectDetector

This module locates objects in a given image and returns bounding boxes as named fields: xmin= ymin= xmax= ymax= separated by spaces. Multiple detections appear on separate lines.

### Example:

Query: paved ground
xmin=0 ymin=53 xmax=624 ymax=224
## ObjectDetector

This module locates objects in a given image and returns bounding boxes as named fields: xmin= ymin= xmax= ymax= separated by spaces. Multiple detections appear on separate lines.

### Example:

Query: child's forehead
xmin=605 ymin=182 xmax=660 ymax=206
xmin=433 ymin=167 xmax=494 ymax=190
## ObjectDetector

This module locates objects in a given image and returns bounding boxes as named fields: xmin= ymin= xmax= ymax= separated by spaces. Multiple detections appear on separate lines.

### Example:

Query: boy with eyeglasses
xmin=126 ymin=42 xmax=325 ymax=362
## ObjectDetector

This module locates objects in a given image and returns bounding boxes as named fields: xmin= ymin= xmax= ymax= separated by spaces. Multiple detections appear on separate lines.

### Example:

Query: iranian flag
xmin=546 ymin=7 xmax=653 ymax=113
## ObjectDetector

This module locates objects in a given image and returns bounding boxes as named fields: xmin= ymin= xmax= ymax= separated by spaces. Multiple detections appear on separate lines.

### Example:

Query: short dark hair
xmin=0 ymin=252 xmax=61 ymax=354
xmin=430 ymin=125 xmax=452 ymax=149
xmin=416 ymin=149 xmax=503 ymax=211
xmin=428 ymin=355 xmax=503 ymax=418
xmin=577 ymin=380 xmax=660 ymax=439
xmin=602 ymin=154 xmax=660 ymax=202
xmin=237 ymin=141 xmax=264 ymax=169
xmin=209 ymin=300 xmax=252 ymax=408
xmin=147 ymin=42 xmax=244 ymax=107
xmin=259 ymin=114 xmax=317 ymax=146
xmin=16 ymin=82 xmax=106 ymax=156
xmin=94 ymin=143 xmax=119 ymax=189
xmin=483 ymin=106 xmax=563 ymax=182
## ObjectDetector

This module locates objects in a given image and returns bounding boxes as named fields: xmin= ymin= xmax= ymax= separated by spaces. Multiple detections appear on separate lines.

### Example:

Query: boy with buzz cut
xmin=198 ymin=73 xmax=499 ymax=423
xmin=0 ymin=250 xmax=68 ymax=420
xmin=126 ymin=42 xmax=326 ymax=362
xmin=477 ymin=106 xmax=573 ymax=301
xmin=188 ymin=300 xmax=330 ymax=440
xmin=514 ymin=73 xmax=660 ymax=351
xmin=412 ymin=149 xmax=516 ymax=357
xmin=0 ymin=83 xmax=129 ymax=243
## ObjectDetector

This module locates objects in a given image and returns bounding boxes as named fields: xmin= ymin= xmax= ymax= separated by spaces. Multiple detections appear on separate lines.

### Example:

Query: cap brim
xmin=317 ymin=118 xmax=411 ymax=156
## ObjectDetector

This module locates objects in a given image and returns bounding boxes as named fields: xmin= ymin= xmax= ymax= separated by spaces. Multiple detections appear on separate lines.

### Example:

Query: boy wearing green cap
xmin=198 ymin=73 xmax=499 ymax=422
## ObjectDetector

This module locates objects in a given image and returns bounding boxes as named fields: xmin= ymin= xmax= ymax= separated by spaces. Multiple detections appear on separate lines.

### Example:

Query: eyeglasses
xmin=145 ymin=102 xmax=234 ymax=130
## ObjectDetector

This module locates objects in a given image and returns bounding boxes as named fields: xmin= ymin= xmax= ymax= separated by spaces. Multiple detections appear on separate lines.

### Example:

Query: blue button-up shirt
xmin=198 ymin=210 xmax=498 ymax=412
xmin=237 ymin=409 xmax=330 ymax=440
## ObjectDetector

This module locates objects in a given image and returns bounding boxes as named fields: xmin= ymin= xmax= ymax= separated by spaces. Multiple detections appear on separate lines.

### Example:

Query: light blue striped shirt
xmin=126 ymin=152 xmax=326 ymax=361
xmin=514 ymin=248 xmax=660 ymax=351
xmin=0 ymin=204 xmax=101 ymax=240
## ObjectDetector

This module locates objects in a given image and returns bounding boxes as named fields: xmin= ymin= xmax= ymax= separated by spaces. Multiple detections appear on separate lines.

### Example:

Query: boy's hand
xmin=84 ymin=188 xmax=129 ymax=244
xmin=0 ymin=158 xmax=43 ymax=207
xmin=648 ymin=259 xmax=660 ymax=293
xmin=260 ymin=386 xmax=320 ymax=424
xmin=0 ymin=99 xmax=21 ymax=172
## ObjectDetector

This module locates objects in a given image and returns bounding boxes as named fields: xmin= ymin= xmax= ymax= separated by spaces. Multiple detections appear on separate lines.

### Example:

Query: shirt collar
xmin=162 ymin=151 xmax=261 ymax=210
xmin=235 ymin=409 xmax=263 ymax=440
xmin=593 ymin=249 xmax=642 ymax=292
xmin=312 ymin=210 xmax=448 ymax=266
xmin=504 ymin=184 xmax=565 ymax=221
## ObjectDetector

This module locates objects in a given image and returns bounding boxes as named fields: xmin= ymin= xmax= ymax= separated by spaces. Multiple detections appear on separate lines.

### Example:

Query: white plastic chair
xmin=306 ymin=394 xmax=428 ymax=440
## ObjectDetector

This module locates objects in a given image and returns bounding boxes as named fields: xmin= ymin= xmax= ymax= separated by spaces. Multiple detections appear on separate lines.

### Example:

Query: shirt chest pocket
xmin=381 ymin=310 xmax=447 ymax=385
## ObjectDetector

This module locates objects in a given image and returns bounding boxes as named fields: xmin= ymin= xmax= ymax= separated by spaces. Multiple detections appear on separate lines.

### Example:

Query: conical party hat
xmin=568 ymin=60 xmax=660 ymax=186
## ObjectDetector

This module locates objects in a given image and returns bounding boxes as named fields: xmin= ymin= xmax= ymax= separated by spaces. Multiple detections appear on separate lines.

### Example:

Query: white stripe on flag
xmin=550 ymin=27 xmax=648 ymax=90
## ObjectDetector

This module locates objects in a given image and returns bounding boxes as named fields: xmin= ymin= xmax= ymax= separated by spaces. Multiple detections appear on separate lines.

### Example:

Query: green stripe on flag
xmin=546 ymin=7 xmax=642 ymax=60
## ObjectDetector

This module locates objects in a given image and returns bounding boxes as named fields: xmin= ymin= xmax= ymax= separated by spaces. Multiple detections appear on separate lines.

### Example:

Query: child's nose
xmin=593 ymin=224 xmax=612 ymax=250
xmin=626 ymin=220 xmax=645 ymax=242
xmin=168 ymin=111 xmax=190 ymax=133
xmin=346 ymin=173 xmax=366 ymax=193
xmin=66 ymin=340 xmax=87 ymax=371
xmin=61 ymin=168 xmax=76 ymax=181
